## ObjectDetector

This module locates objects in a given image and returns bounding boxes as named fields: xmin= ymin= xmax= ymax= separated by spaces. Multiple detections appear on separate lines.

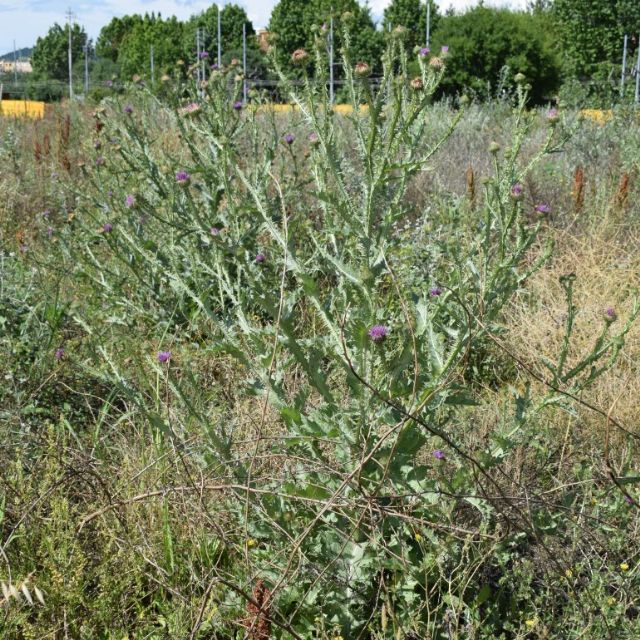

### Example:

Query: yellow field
xmin=0 ymin=100 xmax=45 ymax=119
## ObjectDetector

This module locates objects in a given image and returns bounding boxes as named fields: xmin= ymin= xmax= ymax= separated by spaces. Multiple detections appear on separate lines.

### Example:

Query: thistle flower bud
xmin=510 ymin=183 xmax=524 ymax=201
xmin=429 ymin=56 xmax=444 ymax=70
xmin=291 ymin=48 xmax=310 ymax=65
xmin=489 ymin=141 xmax=500 ymax=154
xmin=547 ymin=108 xmax=559 ymax=124
xmin=514 ymin=72 xmax=526 ymax=84
xmin=354 ymin=61 xmax=371 ymax=77
xmin=603 ymin=307 xmax=617 ymax=323
xmin=410 ymin=77 xmax=424 ymax=91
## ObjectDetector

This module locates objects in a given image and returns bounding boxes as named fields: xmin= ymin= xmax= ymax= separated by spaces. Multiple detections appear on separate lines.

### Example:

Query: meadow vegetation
xmin=1 ymin=28 xmax=640 ymax=639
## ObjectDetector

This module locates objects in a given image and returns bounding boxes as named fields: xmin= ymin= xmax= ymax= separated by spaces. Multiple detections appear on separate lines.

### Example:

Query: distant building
xmin=0 ymin=60 xmax=33 ymax=74
xmin=256 ymin=29 xmax=270 ymax=53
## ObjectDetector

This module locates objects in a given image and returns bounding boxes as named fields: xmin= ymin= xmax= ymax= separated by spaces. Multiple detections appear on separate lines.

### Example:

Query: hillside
xmin=0 ymin=47 xmax=33 ymax=61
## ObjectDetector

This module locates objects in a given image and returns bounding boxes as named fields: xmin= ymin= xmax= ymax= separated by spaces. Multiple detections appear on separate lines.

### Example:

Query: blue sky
xmin=0 ymin=0 xmax=525 ymax=55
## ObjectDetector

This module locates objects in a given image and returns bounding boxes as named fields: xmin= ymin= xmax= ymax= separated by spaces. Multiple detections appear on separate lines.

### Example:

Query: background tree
xmin=433 ymin=6 xmax=560 ymax=104
xmin=553 ymin=0 xmax=640 ymax=81
xmin=117 ymin=14 xmax=185 ymax=80
xmin=184 ymin=3 xmax=255 ymax=65
xmin=96 ymin=16 xmax=144 ymax=63
xmin=268 ymin=0 xmax=314 ymax=71
xmin=382 ymin=0 xmax=439 ymax=52
xmin=31 ymin=22 xmax=87 ymax=80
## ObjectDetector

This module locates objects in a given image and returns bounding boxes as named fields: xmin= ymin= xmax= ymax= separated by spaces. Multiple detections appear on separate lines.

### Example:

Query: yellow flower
xmin=607 ymin=597 xmax=616 ymax=606
xmin=415 ymin=533 xmax=423 ymax=542
xmin=565 ymin=569 xmax=573 ymax=578
xmin=620 ymin=562 xmax=629 ymax=572
xmin=525 ymin=618 xmax=537 ymax=628
xmin=246 ymin=538 xmax=257 ymax=548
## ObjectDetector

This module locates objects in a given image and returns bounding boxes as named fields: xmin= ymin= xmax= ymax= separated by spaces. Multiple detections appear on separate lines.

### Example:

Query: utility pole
xmin=426 ymin=0 xmax=431 ymax=48
xmin=242 ymin=22 xmax=247 ymax=104
xmin=83 ymin=38 xmax=89 ymax=95
xmin=329 ymin=12 xmax=334 ymax=105
xmin=621 ymin=34 xmax=628 ymax=98
xmin=635 ymin=42 xmax=640 ymax=105
xmin=13 ymin=40 xmax=17 ymax=85
xmin=66 ymin=8 xmax=74 ymax=99
xmin=217 ymin=3 xmax=222 ymax=68
xmin=150 ymin=45 xmax=155 ymax=85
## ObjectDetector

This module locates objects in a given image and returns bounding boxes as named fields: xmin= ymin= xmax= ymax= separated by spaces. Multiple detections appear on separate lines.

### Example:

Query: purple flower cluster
xmin=125 ymin=194 xmax=136 ymax=208
xmin=199 ymin=51 xmax=209 ymax=60
xmin=510 ymin=183 xmax=524 ymax=200
xmin=55 ymin=347 xmax=65 ymax=360
xmin=535 ymin=203 xmax=551 ymax=215
xmin=210 ymin=226 xmax=220 ymax=236
xmin=284 ymin=133 xmax=295 ymax=145
xmin=419 ymin=47 xmax=430 ymax=58
xmin=103 ymin=222 xmax=113 ymax=233
xmin=123 ymin=104 xmax=133 ymax=114
xmin=158 ymin=351 xmax=171 ymax=363
xmin=430 ymin=287 xmax=442 ymax=297
xmin=368 ymin=325 xmax=389 ymax=343
xmin=432 ymin=449 xmax=445 ymax=460
xmin=233 ymin=100 xmax=243 ymax=111
xmin=176 ymin=170 xmax=191 ymax=186
xmin=255 ymin=253 xmax=266 ymax=264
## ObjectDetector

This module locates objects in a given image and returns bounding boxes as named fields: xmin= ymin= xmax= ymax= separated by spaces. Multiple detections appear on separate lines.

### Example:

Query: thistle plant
xmin=46 ymin=21 xmax=639 ymax=638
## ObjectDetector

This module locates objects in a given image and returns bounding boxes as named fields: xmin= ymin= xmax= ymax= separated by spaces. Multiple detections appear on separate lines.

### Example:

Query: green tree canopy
xmin=117 ymin=14 xmax=185 ymax=80
xmin=31 ymin=22 xmax=88 ymax=80
xmin=382 ymin=0 xmax=439 ymax=52
xmin=184 ymin=3 xmax=256 ymax=65
xmin=269 ymin=0 xmax=384 ymax=74
xmin=432 ymin=7 xmax=560 ymax=104
xmin=552 ymin=0 xmax=640 ymax=79
xmin=96 ymin=15 xmax=144 ymax=62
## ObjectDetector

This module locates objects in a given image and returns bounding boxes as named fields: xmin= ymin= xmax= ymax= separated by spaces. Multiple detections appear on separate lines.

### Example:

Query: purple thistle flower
xmin=199 ymin=51 xmax=209 ymax=60
xmin=123 ymin=104 xmax=133 ymax=114
xmin=103 ymin=222 xmax=113 ymax=233
xmin=233 ymin=100 xmax=243 ymax=111
xmin=255 ymin=253 xmax=266 ymax=264
xmin=510 ymin=183 xmax=524 ymax=199
xmin=210 ymin=226 xmax=220 ymax=236
xmin=441 ymin=45 xmax=449 ymax=54
xmin=308 ymin=132 xmax=320 ymax=146
xmin=419 ymin=47 xmax=430 ymax=58
xmin=368 ymin=324 xmax=389 ymax=342
xmin=547 ymin=108 xmax=559 ymax=123
xmin=55 ymin=347 xmax=65 ymax=360
xmin=125 ymin=194 xmax=136 ymax=208
xmin=210 ymin=63 xmax=219 ymax=71
xmin=175 ymin=170 xmax=191 ymax=186
xmin=158 ymin=351 xmax=171 ymax=363
xmin=625 ymin=495 xmax=635 ymax=505
xmin=535 ymin=203 xmax=551 ymax=215
xmin=604 ymin=307 xmax=617 ymax=322
xmin=284 ymin=133 xmax=295 ymax=145
xmin=432 ymin=449 xmax=445 ymax=460
xmin=430 ymin=287 xmax=442 ymax=297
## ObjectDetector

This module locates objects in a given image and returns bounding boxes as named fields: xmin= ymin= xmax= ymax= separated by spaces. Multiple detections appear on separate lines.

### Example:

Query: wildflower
xmin=233 ymin=100 xmax=243 ymax=111
xmin=535 ymin=203 xmax=551 ymax=216
xmin=178 ymin=102 xmax=202 ymax=117
xmin=55 ymin=348 xmax=65 ymax=360
xmin=284 ymin=133 xmax=295 ymax=145
xmin=547 ymin=108 xmax=559 ymax=124
xmin=255 ymin=253 xmax=266 ymax=264
xmin=291 ymin=48 xmax=310 ymax=65
xmin=42 ymin=209 xmax=50 ymax=219
xmin=620 ymin=562 xmax=629 ymax=572
xmin=104 ymin=79 xmax=113 ymax=88
xmin=625 ymin=495 xmax=635 ymax=505
xmin=354 ymin=61 xmax=371 ymax=77
xmin=175 ymin=170 xmax=191 ymax=187
xmin=525 ymin=619 xmax=537 ymax=628
xmin=246 ymin=538 xmax=257 ymax=548
xmin=510 ymin=183 xmax=524 ymax=200
xmin=565 ymin=568 xmax=573 ymax=578
xmin=429 ymin=56 xmax=444 ymax=70
xmin=604 ymin=307 xmax=617 ymax=323
xmin=210 ymin=227 xmax=220 ymax=236
xmin=308 ymin=132 xmax=320 ymax=147
xmin=430 ymin=287 xmax=442 ymax=297
xmin=199 ymin=50 xmax=209 ymax=60
xmin=102 ymin=222 xmax=113 ymax=233
xmin=607 ymin=596 xmax=616 ymax=606
xmin=415 ymin=533 xmax=423 ymax=541
xmin=158 ymin=351 xmax=171 ymax=363
xmin=123 ymin=104 xmax=133 ymax=114
xmin=441 ymin=45 xmax=449 ymax=54
xmin=432 ymin=449 xmax=445 ymax=460
xmin=96 ymin=156 xmax=106 ymax=166
xmin=419 ymin=47 xmax=430 ymax=58
xmin=161 ymin=74 xmax=171 ymax=83
xmin=410 ymin=77 xmax=424 ymax=91
xmin=47 ymin=227 xmax=54 ymax=239
xmin=368 ymin=325 xmax=389 ymax=342
xmin=125 ymin=194 xmax=136 ymax=208
xmin=210 ymin=63 xmax=219 ymax=71
xmin=514 ymin=72 xmax=526 ymax=84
